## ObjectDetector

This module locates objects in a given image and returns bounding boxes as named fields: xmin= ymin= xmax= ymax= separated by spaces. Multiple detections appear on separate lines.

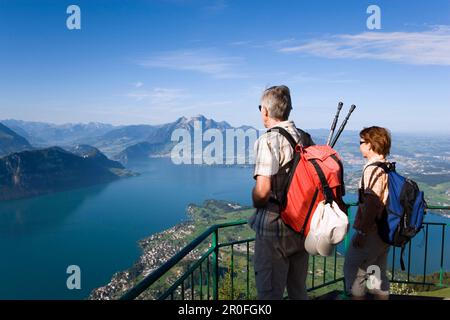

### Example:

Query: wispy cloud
xmin=229 ymin=38 xmax=297 ymax=49
xmin=127 ymin=88 xmax=189 ymax=105
xmin=287 ymin=72 xmax=357 ymax=84
xmin=125 ymin=87 xmax=235 ymax=114
xmin=139 ymin=48 xmax=246 ymax=79
xmin=202 ymin=0 xmax=227 ymax=14
xmin=133 ymin=81 xmax=144 ymax=88
xmin=279 ymin=25 xmax=450 ymax=66
xmin=229 ymin=40 xmax=252 ymax=46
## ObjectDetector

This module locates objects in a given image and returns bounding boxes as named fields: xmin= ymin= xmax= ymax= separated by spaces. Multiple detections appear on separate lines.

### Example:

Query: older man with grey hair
xmin=249 ymin=85 xmax=314 ymax=300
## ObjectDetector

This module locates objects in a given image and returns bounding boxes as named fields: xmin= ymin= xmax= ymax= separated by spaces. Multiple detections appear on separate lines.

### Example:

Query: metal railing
xmin=389 ymin=205 xmax=449 ymax=288
xmin=120 ymin=204 xmax=450 ymax=300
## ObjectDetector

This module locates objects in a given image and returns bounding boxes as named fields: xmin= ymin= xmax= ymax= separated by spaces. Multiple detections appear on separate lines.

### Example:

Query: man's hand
xmin=252 ymin=175 xmax=271 ymax=208
xmin=352 ymin=233 xmax=366 ymax=248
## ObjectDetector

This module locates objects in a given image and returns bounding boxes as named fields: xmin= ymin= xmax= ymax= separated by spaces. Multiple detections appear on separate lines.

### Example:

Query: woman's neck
xmin=367 ymin=154 xmax=385 ymax=162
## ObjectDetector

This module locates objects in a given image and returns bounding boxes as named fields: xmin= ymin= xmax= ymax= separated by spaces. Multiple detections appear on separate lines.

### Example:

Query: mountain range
xmin=0 ymin=115 xmax=260 ymax=200
xmin=1 ymin=119 xmax=117 ymax=148
xmin=0 ymin=115 xmax=369 ymax=167
xmin=1 ymin=115 xmax=449 ymax=203
xmin=0 ymin=123 xmax=134 ymax=201
xmin=111 ymin=115 xmax=252 ymax=164
xmin=1 ymin=115 xmax=259 ymax=164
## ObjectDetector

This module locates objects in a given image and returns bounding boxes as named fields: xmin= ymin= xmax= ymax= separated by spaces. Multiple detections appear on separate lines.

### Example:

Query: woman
xmin=344 ymin=126 xmax=391 ymax=300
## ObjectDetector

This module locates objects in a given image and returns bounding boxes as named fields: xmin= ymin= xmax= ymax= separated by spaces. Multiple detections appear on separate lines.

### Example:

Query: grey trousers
xmin=253 ymin=233 xmax=309 ymax=300
xmin=344 ymin=231 xmax=390 ymax=297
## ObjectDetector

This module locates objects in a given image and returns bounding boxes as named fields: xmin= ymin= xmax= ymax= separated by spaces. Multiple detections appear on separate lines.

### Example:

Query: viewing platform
xmin=119 ymin=203 xmax=450 ymax=300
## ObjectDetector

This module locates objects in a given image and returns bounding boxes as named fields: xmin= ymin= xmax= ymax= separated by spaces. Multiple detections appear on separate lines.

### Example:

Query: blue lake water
xmin=0 ymin=158 xmax=448 ymax=299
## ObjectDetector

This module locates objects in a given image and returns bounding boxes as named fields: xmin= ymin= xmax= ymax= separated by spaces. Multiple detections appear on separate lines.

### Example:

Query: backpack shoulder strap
xmin=360 ymin=161 xmax=391 ymax=201
xmin=296 ymin=128 xmax=315 ymax=147
xmin=264 ymin=127 xmax=298 ymax=207
xmin=267 ymin=126 xmax=315 ymax=149
xmin=266 ymin=126 xmax=298 ymax=149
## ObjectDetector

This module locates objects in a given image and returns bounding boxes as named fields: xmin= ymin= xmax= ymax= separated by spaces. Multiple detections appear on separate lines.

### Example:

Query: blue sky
xmin=1 ymin=0 xmax=450 ymax=133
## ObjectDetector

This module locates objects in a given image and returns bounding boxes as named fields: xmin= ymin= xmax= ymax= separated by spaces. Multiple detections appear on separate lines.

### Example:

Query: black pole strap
xmin=300 ymin=188 xmax=319 ymax=237
xmin=310 ymin=159 xmax=334 ymax=204
xmin=330 ymin=154 xmax=345 ymax=197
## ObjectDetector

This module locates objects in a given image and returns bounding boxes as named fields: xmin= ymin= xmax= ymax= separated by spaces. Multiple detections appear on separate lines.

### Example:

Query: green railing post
xmin=423 ymin=224 xmax=429 ymax=285
xmin=391 ymin=247 xmax=396 ymax=281
xmin=207 ymin=256 xmax=210 ymax=300
xmin=312 ymin=255 xmax=315 ymax=288
xmin=344 ymin=204 xmax=354 ymax=252
xmin=439 ymin=224 xmax=445 ymax=287
xmin=407 ymin=241 xmax=412 ymax=282
xmin=199 ymin=263 xmax=203 ymax=300
xmin=342 ymin=203 xmax=356 ymax=293
xmin=231 ymin=244 xmax=234 ymax=300
xmin=333 ymin=247 xmax=337 ymax=281
xmin=191 ymin=273 xmax=194 ymax=300
xmin=246 ymin=241 xmax=250 ymax=299
xmin=212 ymin=228 xmax=219 ymax=300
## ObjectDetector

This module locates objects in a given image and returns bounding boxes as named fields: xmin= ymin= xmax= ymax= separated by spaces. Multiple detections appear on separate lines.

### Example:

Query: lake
xmin=0 ymin=158 xmax=448 ymax=299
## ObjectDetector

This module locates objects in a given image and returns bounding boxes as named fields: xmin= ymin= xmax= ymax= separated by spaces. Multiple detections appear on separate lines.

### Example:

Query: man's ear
xmin=263 ymin=107 xmax=269 ymax=118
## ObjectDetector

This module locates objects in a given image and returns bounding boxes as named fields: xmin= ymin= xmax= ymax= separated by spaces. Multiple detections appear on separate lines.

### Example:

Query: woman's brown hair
xmin=360 ymin=126 xmax=391 ymax=157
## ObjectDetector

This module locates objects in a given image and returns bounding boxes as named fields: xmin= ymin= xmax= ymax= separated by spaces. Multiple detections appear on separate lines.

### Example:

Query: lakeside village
xmin=90 ymin=201 xmax=249 ymax=300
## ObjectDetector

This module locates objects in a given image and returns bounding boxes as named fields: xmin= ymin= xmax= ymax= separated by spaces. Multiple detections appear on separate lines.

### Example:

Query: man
xmin=249 ymin=85 xmax=314 ymax=300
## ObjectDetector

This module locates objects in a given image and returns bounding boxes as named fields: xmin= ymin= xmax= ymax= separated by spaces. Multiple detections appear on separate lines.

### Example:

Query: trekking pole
xmin=326 ymin=101 xmax=343 ymax=145
xmin=330 ymin=104 xmax=356 ymax=148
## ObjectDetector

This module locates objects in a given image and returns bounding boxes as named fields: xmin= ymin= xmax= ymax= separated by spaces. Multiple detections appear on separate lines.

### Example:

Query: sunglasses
xmin=359 ymin=140 xmax=366 ymax=145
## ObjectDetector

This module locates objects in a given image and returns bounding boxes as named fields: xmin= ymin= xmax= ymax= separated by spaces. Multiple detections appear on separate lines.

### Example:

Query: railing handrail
xmin=120 ymin=204 xmax=449 ymax=300
xmin=120 ymin=219 xmax=248 ymax=300
xmin=426 ymin=205 xmax=450 ymax=210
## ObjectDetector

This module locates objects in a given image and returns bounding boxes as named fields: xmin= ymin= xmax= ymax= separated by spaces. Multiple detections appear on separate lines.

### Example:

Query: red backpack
xmin=267 ymin=127 xmax=345 ymax=236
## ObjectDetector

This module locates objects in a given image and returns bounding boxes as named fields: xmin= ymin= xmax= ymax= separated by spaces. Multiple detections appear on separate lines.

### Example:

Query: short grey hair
xmin=260 ymin=85 xmax=292 ymax=120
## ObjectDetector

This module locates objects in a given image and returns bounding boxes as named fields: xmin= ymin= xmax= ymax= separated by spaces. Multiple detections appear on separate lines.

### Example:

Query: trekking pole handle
xmin=331 ymin=104 xmax=356 ymax=148
xmin=349 ymin=104 xmax=356 ymax=114
xmin=326 ymin=101 xmax=343 ymax=145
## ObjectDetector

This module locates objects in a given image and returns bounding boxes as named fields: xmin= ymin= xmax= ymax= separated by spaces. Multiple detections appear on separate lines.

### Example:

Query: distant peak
xmin=73 ymin=144 xmax=97 ymax=150
xmin=191 ymin=114 xmax=207 ymax=121
xmin=176 ymin=116 xmax=188 ymax=123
